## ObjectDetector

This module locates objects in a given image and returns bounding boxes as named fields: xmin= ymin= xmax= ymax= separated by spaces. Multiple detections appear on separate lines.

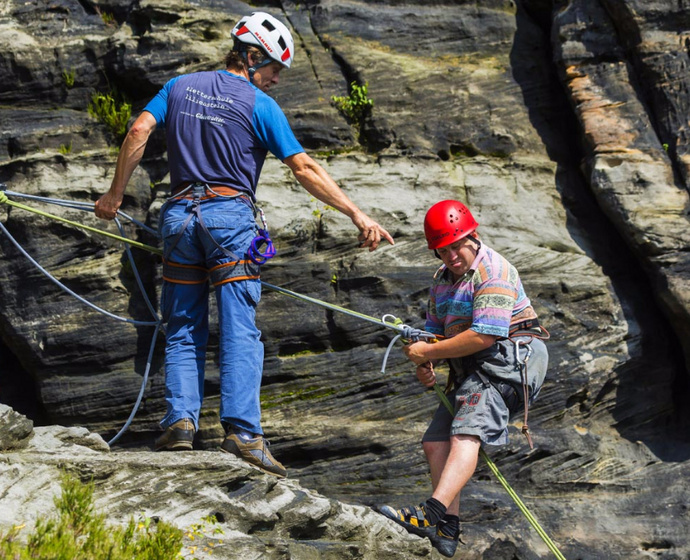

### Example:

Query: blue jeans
xmin=159 ymin=196 xmax=264 ymax=434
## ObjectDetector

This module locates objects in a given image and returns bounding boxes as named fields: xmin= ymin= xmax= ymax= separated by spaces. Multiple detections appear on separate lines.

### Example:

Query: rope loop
xmin=248 ymin=207 xmax=276 ymax=265
xmin=379 ymin=315 xmax=437 ymax=374
xmin=248 ymin=229 xmax=276 ymax=265
xmin=0 ymin=187 xmax=162 ymax=447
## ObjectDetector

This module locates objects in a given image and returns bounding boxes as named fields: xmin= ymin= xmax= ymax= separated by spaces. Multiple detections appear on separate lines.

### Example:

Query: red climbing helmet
xmin=423 ymin=200 xmax=478 ymax=250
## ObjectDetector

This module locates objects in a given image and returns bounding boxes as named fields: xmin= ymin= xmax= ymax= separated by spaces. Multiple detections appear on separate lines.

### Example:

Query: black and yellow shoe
xmin=428 ymin=517 xmax=462 ymax=558
xmin=377 ymin=503 xmax=434 ymax=538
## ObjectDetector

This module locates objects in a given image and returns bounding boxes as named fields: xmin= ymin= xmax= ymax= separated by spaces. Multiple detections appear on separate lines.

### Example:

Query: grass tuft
xmin=88 ymin=91 xmax=132 ymax=143
xmin=0 ymin=472 xmax=184 ymax=559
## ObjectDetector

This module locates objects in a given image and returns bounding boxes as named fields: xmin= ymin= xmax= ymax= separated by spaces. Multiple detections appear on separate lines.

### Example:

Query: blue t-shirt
xmin=144 ymin=70 xmax=304 ymax=198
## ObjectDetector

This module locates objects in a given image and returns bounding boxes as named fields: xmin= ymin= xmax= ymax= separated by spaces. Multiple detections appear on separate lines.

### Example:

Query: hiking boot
xmin=221 ymin=433 xmax=287 ymax=478
xmin=378 ymin=503 xmax=434 ymax=538
xmin=154 ymin=418 xmax=195 ymax=451
xmin=428 ymin=517 xmax=461 ymax=558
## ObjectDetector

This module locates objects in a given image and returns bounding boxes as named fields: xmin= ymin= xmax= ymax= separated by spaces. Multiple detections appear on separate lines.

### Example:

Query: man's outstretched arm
xmin=284 ymin=152 xmax=394 ymax=251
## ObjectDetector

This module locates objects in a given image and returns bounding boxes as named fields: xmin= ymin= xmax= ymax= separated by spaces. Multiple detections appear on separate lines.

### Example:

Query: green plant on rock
xmin=309 ymin=195 xmax=334 ymax=247
xmin=58 ymin=142 xmax=72 ymax=155
xmin=62 ymin=68 xmax=75 ymax=89
xmin=0 ymin=472 xmax=184 ymax=559
xmin=181 ymin=514 xmax=225 ymax=557
xmin=310 ymin=196 xmax=334 ymax=221
xmin=88 ymin=91 xmax=131 ymax=143
xmin=98 ymin=9 xmax=117 ymax=26
xmin=331 ymin=81 xmax=374 ymax=126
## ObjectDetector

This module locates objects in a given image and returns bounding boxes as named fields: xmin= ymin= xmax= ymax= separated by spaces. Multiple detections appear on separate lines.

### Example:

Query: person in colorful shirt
xmin=94 ymin=11 xmax=393 ymax=477
xmin=379 ymin=200 xmax=548 ymax=557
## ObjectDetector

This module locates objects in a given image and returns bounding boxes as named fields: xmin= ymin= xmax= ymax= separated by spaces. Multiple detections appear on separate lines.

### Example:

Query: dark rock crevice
xmin=598 ymin=0 xmax=690 ymax=193
xmin=0 ymin=340 xmax=47 ymax=425
xmin=513 ymin=1 xmax=690 ymax=440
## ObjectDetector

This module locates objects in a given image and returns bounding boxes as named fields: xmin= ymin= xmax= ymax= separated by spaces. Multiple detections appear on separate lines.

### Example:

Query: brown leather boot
xmin=220 ymin=433 xmax=287 ymax=477
xmin=154 ymin=418 xmax=195 ymax=451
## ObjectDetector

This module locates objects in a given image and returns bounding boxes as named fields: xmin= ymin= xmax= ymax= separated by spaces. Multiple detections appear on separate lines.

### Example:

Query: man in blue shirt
xmin=95 ymin=12 xmax=394 ymax=477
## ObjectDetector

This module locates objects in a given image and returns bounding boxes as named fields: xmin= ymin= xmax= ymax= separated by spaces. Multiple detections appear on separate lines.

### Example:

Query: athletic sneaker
xmin=154 ymin=418 xmax=195 ymax=451
xmin=221 ymin=433 xmax=287 ymax=478
xmin=378 ymin=503 xmax=434 ymax=538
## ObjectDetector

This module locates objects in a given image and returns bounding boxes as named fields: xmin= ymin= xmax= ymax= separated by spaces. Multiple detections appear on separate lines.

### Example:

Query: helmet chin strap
xmin=248 ymin=59 xmax=273 ymax=83
xmin=467 ymin=234 xmax=482 ymax=249
xmin=238 ymin=46 xmax=273 ymax=85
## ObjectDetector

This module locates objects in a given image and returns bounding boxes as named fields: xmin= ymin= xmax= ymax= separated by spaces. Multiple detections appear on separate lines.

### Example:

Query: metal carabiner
xmin=514 ymin=338 xmax=533 ymax=368
xmin=513 ymin=337 xmax=535 ymax=449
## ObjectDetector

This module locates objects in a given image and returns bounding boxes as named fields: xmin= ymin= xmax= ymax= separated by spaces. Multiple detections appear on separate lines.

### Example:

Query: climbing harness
xmin=0 ymin=185 xmax=565 ymax=560
xmin=161 ymin=182 xmax=274 ymax=286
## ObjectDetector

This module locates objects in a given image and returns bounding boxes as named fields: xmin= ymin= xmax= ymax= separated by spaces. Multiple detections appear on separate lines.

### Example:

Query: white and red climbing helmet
xmin=424 ymin=200 xmax=479 ymax=250
xmin=231 ymin=12 xmax=295 ymax=69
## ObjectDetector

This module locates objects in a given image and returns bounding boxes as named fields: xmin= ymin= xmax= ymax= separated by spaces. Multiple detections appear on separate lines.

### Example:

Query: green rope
xmin=0 ymin=192 xmax=163 ymax=256
xmin=261 ymin=281 xmax=408 ymax=332
xmin=1 ymin=192 xmax=566 ymax=559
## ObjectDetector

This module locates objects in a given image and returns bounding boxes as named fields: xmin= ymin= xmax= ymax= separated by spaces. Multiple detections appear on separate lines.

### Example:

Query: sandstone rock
xmin=0 ymin=404 xmax=33 ymax=450
xmin=0 ymin=1 xmax=689 ymax=558
xmin=552 ymin=0 xmax=690 ymax=367
xmin=0 ymin=407 xmax=431 ymax=560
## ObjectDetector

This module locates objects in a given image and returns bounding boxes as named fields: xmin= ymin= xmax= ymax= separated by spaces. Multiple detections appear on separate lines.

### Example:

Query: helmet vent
xmin=278 ymin=36 xmax=287 ymax=50
xmin=263 ymin=19 xmax=276 ymax=31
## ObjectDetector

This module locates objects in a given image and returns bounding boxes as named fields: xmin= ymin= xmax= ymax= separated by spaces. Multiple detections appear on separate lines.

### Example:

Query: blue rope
xmin=0 ymin=189 xmax=162 ymax=446
xmin=0 ymin=221 xmax=159 ymax=327
xmin=106 ymin=322 xmax=161 ymax=445
xmin=115 ymin=218 xmax=161 ymax=321
xmin=5 ymin=190 xmax=158 ymax=236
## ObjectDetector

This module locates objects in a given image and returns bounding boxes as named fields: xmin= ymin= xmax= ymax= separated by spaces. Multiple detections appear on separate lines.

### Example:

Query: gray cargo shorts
xmin=422 ymin=337 xmax=548 ymax=446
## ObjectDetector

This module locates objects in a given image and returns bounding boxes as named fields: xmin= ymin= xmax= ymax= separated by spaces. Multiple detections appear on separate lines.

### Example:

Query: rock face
xmin=0 ymin=405 xmax=429 ymax=559
xmin=0 ymin=1 xmax=689 ymax=559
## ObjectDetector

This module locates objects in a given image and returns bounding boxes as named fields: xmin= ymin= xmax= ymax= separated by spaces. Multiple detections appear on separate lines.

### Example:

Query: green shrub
xmin=58 ymin=142 xmax=72 ymax=155
xmin=99 ymin=10 xmax=117 ymax=26
xmin=331 ymin=81 xmax=374 ymax=126
xmin=88 ymin=91 xmax=132 ymax=143
xmin=62 ymin=68 xmax=75 ymax=89
xmin=0 ymin=472 xmax=184 ymax=560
